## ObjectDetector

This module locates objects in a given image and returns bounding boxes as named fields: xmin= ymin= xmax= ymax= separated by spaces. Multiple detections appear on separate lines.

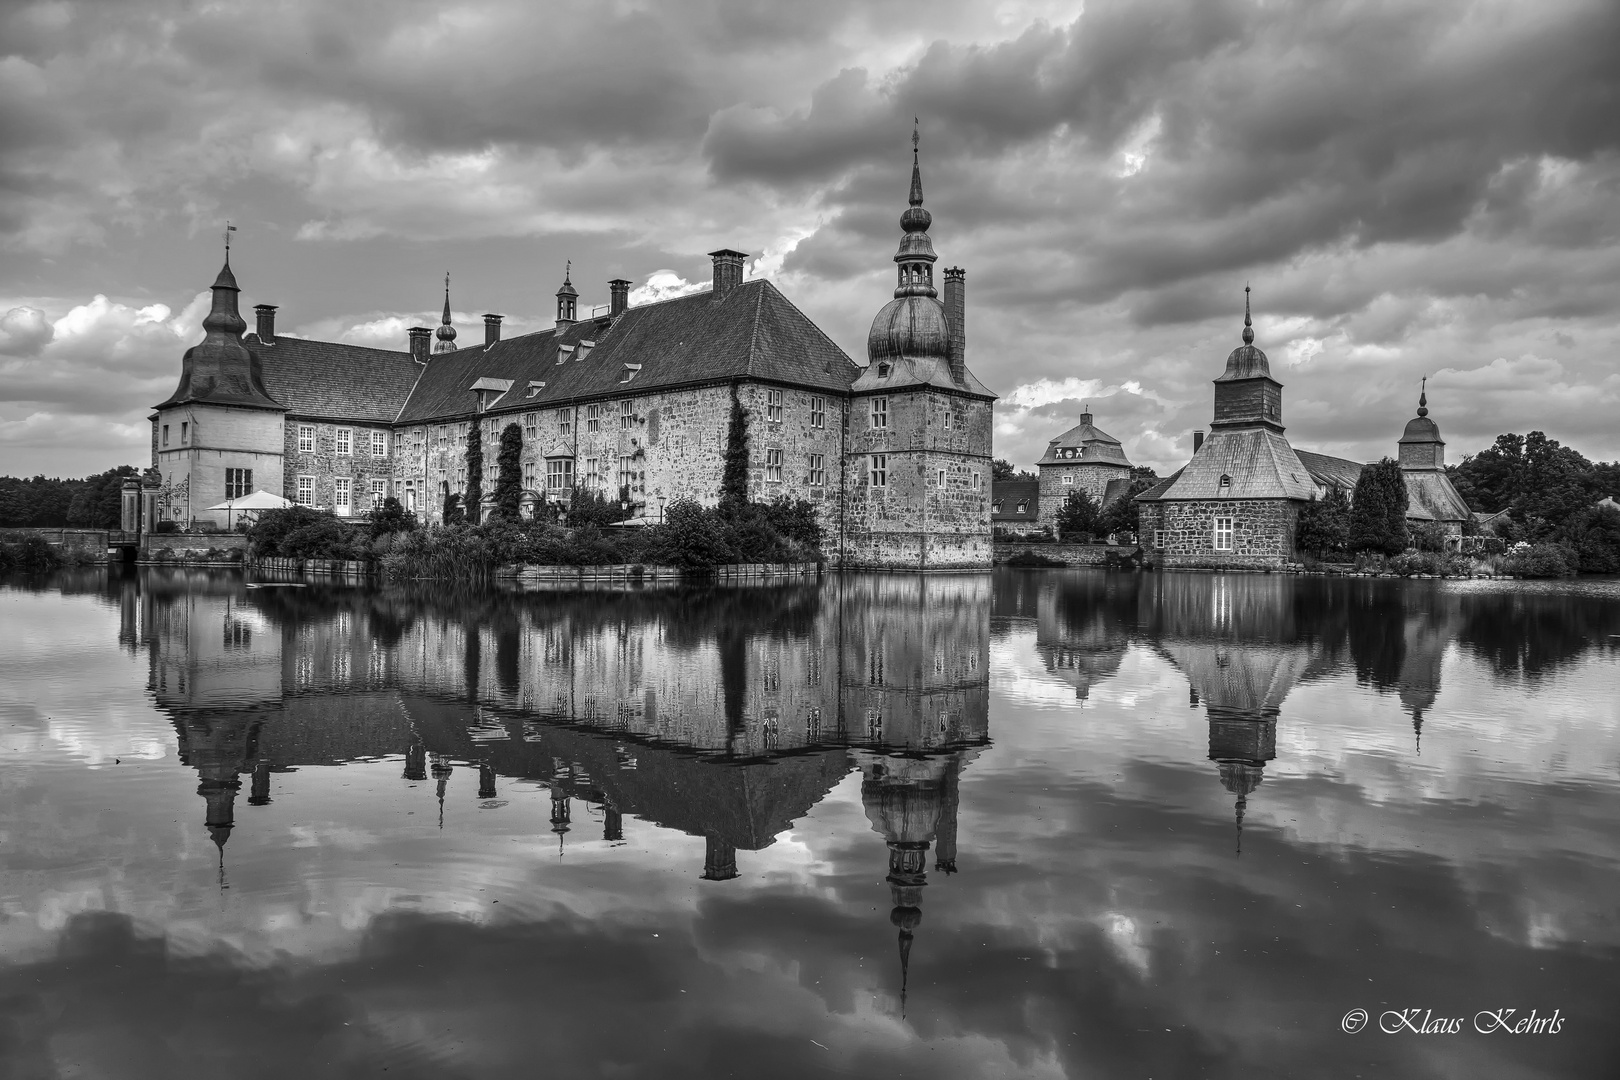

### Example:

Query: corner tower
xmin=842 ymin=122 xmax=998 ymax=571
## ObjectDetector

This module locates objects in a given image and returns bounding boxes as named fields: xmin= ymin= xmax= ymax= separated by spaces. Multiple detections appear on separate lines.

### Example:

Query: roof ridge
xmin=757 ymin=279 xmax=857 ymax=371
xmin=744 ymin=279 xmax=765 ymax=378
xmin=256 ymin=333 xmax=412 ymax=359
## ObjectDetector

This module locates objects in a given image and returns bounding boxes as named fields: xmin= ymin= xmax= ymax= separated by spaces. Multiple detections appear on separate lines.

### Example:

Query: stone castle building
xmin=150 ymin=136 xmax=996 ymax=569
xmin=1033 ymin=407 xmax=1134 ymax=521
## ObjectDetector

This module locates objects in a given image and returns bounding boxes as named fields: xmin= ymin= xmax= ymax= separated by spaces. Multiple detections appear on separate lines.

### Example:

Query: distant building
xmin=989 ymin=479 xmax=1041 ymax=534
xmin=1394 ymin=381 xmax=1473 ymax=535
xmin=1035 ymin=408 xmax=1133 ymax=522
xmin=149 ymin=132 xmax=996 ymax=570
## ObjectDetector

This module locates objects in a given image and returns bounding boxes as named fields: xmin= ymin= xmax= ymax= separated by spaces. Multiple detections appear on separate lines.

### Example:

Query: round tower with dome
xmin=843 ymin=122 xmax=999 ymax=569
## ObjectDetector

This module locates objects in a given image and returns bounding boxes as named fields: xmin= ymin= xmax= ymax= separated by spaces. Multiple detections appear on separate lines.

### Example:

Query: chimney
xmin=609 ymin=278 xmax=631 ymax=317
xmin=943 ymin=267 xmax=965 ymax=385
xmin=483 ymin=313 xmax=502 ymax=348
xmin=708 ymin=249 xmax=747 ymax=299
xmin=1193 ymin=429 xmax=1205 ymax=453
xmin=253 ymin=304 xmax=277 ymax=344
xmin=408 ymin=326 xmax=432 ymax=364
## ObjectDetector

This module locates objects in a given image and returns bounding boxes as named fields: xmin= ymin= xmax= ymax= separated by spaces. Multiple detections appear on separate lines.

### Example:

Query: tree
xmin=1559 ymin=504 xmax=1620 ymax=573
xmin=1296 ymin=487 xmax=1350 ymax=558
xmin=443 ymin=490 xmax=464 ymax=525
xmin=1350 ymin=458 xmax=1409 ymax=555
xmin=1096 ymin=478 xmax=1158 ymax=540
xmin=464 ymin=423 xmax=483 ymax=525
xmin=1451 ymin=431 xmax=1602 ymax=538
xmin=1054 ymin=488 xmax=1101 ymax=541
xmin=654 ymin=498 xmax=732 ymax=568
xmin=366 ymin=496 xmax=418 ymax=539
xmin=720 ymin=391 xmax=749 ymax=508
xmin=992 ymin=459 xmax=1015 ymax=481
xmin=492 ymin=423 xmax=523 ymax=520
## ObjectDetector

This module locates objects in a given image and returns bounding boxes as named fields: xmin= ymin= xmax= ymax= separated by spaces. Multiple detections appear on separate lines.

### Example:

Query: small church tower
xmin=1395 ymin=379 xmax=1473 ymax=534
xmin=842 ymin=122 xmax=998 ymax=570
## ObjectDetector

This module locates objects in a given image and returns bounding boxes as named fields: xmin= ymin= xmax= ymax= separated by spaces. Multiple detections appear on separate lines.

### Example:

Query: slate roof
xmin=1133 ymin=469 xmax=1183 ymax=502
xmin=991 ymin=480 xmax=1040 ymax=522
xmin=1294 ymin=449 xmax=1365 ymax=492
xmin=248 ymin=334 xmax=422 ymax=423
xmin=1036 ymin=415 xmax=1131 ymax=467
xmin=396 ymin=279 xmax=863 ymax=425
xmin=1155 ymin=427 xmax=1320 ymax=501
xmin=1403 ymin=469 xmax=1473 ymax=523
xmin=848 ymin=353 xmax=996 ymax=399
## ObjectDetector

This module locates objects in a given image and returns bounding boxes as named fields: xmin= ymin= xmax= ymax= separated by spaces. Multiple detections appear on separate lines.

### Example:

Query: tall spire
xmin=1242 ymin=284 xmax=1254 ymax=345
xmin=434 ymin=272 xmax=458 ymax=352
xmin=909 ymin=117 xmax=923 ymax=207
xmin=1417 ymin=375 xmax=1429 ymax=417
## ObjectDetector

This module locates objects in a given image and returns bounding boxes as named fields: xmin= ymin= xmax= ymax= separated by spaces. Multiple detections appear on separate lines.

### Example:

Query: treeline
xmin=0 ymin=467 xmax=141 ymax=529
xmin=1449 ymin=431 xmax=1620 ymax=532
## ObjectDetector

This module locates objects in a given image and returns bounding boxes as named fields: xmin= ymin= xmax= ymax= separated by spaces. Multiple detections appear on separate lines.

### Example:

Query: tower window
xmin=162 ymin=424 xmax=170 ymax=447
xmin=870 ymin=454 xmax=888 ymax=488
xmin=225 ymin=468 xmax=252 ymax=500
xmin=877 ymin=363 xmax=891 ymax=378
xmin=1063 ymin=474 xmax=1073 ymax=485
xmin=810 ymin=396 xmax=825 ymax=429
xmin=870 ymin=397 xmax=888 ymax=428
xmin=180 ymin=421 xmax=188 ymax=444
xmin=766 ymin=389 xmax=783 ymax=423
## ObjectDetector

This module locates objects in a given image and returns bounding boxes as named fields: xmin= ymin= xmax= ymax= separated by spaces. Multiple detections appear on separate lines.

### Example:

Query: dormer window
xmin=619 ymin=363 xmax=641 ymax=384
xmin=877 ymin=362 xmax=891 ymax=378
xmin=1016 ymin=501 xmax=1028 ymax=514
xmin=526 ymin=380 xmax=546 ymax=398
xmin=992 ymin=500 xmax=1003 ymax=514
xmin=1219 ymin=474 xmax=1232 ymax=488
xmin=557 ymin=344 xmax=574 ymax=365
xmin=578 ymin=339 xmax=596 ymax=360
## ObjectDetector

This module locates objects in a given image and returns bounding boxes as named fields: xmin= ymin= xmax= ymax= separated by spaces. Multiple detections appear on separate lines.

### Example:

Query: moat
xmin=2 ymin=568 xmax=1617 ymax=1079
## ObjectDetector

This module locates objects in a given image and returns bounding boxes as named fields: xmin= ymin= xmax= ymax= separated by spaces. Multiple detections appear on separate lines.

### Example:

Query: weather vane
xmin=224 ymin=221 xmax=236 ymax=261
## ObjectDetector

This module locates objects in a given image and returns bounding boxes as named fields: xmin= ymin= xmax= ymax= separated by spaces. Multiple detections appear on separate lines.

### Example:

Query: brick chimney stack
xmin=1193 ymin=429 xmax=1205 ymax=453
xmin=408 ymin=326 xmax=432 ymax=364
xmin=943 ymin=267 xmax=966 ymax=385
xmin=254 ymin=304 xmax=277 ymax=344
xmin=483 ymin=314 xmax=502 ymax=348
xmin=609 ymin=278 xmax=631 ymax=318
xmin=708 ymin=249 xmax=747 ymax=299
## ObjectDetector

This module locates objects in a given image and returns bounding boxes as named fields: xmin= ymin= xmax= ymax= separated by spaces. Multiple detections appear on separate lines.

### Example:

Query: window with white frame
xmin=973 ymin=471 xmax=981 ymax=491
xmin=620 ymin=399 xmax=634 ymax=428
xmin=808 ymin=453 xmax=825 ymax=486
xmin=870 ymin=454 xmax=888 ymax=488
xmin=766 ymin=389 xmax=783 ymax=423
xmin=1213 ymin=516 xmax=1234 ymax=551
xmin=524 ymin=412 xmax=537 ymax=440
xmin=586 ymin=405 xmax=601 ymax=432
xmin=225 ymin=468 xmax=252 ymax=500
xmin=547 ymin=459 xmax=573 ymax=490
xmin=937 ymin=469 xmax=946 ymax=486
xmin=871 ymin=397 xmax=888 ymax=429
xmin=335 ymin=428 xmax=352 ymax=456
xmin=559 ymin=408 xmax=573 ymax=436
xmin=766 ymin=448 xmax=783 ymax=482
xmin=371 ymin=430 xmax=387 ymax=457
xmin=523 ymin=461 xmax=536 ymax=489
xmin=618 ymin=455 xmax=635 ymax=494
xmin=334 ymin=477 xmax=352 ymax=515
xmin=992 ymin=500 xmax=1004 ymax=514
xmin=404 ymin=480 xmax=416 ymax=511
xmin=1063 ymin=473 xmax=1074 ymax=485
xmin=371 ymin=478 xmax=388 ymax=506
xmin=943 ymin=407 xmax=951 ymax=431
xmin=810 ymin=396 xmax=825 ymax=429
xmin=296 ymin=475 xmax=314 ymax=505
xmin=180 ymin=421 xmax=188 ymax=444
xmin=437 ymin=426 xmax=448 ymax=448
xmin=585 ymin=458 xmax=599 ymax=487
xmin=161 ymin=424 xmax=170 ymax=447
xmin=298 ymin=425 xmax=315 ymax=453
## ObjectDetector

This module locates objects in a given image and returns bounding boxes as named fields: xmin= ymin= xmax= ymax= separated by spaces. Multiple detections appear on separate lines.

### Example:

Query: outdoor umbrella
xmin=202 ymin=489 xmax=292 ymax=530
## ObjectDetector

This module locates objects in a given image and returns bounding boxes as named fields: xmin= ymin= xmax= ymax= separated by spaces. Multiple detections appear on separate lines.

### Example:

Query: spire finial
xmin=224 ymin=221 xmax=236 ymax=264
xmin=1417 ymin=375 xmax=1428 ymax=417
xmin=443 ymin=272 xmax=451 ymax=324
xmin=1241 ymin=284 xmax=1254 ymax=345
xmin=565 ymin=259 xmax=572 ymax=283
xmin=908 ymin=119 xmax=924 ymax=208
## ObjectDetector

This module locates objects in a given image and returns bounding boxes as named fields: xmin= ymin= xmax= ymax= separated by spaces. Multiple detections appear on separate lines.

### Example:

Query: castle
xmin=150 ymin=132 xmax=997 ymax=570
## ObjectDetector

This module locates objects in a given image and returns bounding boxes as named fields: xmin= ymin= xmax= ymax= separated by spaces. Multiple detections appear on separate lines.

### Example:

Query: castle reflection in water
xmin=103 ymin=566 xmax=1614 ymax=1000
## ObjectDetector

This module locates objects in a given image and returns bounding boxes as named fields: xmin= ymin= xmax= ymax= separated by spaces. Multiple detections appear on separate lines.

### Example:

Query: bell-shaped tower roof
xmin=434 ymin=273 xmax=458 ymax=353
xmin=155 ymin=255 xmax=286 ymax=412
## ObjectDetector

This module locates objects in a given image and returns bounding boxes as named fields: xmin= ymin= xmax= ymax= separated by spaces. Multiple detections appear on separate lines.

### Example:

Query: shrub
xmin=653 ymin=498 xmax=732 ymax=569
xmin=1386 ymin=551 xmax=1465 ymax=576
xmin=1501 ymin=542 xmax=1577 ymax=578
xmin=246 ymin=506 xmax=332 ymax=557
xmin=1006 ymin=549 xmax=1066 ymax=567
xmin=567 ymin=487 xmax=631 ymax=527
xmin=153 ymin=520 xmax=178 ymax=534
xmin=279 ymin=517 xmax=358 ymax=560
xmin=761 ymin=498 xmax=823 ymax=553
xmin=720 ymin=393 xmax=749 ymax=507
xmin=366 ymin=497 xmax=419 ymax=540
xmin=0 ymin=535 xmax=61 ymax=573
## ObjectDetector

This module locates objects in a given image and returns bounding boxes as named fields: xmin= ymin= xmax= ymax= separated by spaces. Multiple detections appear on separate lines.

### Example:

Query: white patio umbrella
xmin=203 ymin=489 xmax=293 ymax=530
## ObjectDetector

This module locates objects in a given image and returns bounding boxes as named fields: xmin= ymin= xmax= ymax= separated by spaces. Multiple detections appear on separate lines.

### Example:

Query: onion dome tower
xmin=866 ymin=122 xmax=952 ymax=371
xmin=433 ymin=273 xmax=458 ymax=353
xmin=157 ymin=258 xmax=284 ymax=411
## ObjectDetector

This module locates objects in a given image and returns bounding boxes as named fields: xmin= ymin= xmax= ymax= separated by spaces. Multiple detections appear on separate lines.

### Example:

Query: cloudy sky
xmin=3 ymin=0 xmax=1618 ymax=478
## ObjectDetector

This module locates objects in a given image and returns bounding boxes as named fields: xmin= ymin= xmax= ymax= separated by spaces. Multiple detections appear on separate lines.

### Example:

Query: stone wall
xmin=1142 ymin=499 xmax=1300 ymax=568
xmin=991 ymin=542 xmax=1135 ymax=565
xmin=142 ymin=532 xmax=248 ymax=563
xmin=0 ymin=528 xmax=113 ymax=556
xmin=284 ymin=415 xmax=395 ymax=519
xmin=1037 ymin=461 xmax=1130 ymax=524
xmin=152 ymin=403 xmax=285 ymax=528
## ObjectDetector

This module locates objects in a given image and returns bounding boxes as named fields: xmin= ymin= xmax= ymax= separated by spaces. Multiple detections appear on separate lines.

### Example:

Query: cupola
xmin=556 ymin=263 xmax=578 ymax=326
xmin=1397 ymin=377 xmax=1446 ymax=470
xmin=1211 ymin=286 xmax=1284 ymax=432
xmin=433 ymin=273 xmax=458 ymax=353
xmin=866 ymin=121 xmax=951 ymax=368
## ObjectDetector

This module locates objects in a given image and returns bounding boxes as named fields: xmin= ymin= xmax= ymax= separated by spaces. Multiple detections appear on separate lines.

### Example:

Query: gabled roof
xmin=249 ymin=334 xmax=421 ymax=423
xmin=1294 ymin=449 xmax=1365 ymax=492
xmin=1156 ymin=427 xmax=1320 ymax=501
xmin=1037 ymin=415 xmax=1131 ymax=467
xmin=1133 ymin=469 xmax=1183 ymax=502
xmin=1403 ymin=470 xmax=1473 ymax=523
xmin=991 ymin=480 xmax=1040 ymax=521
xmin=396 ymin=279 xmax=862 ymax=425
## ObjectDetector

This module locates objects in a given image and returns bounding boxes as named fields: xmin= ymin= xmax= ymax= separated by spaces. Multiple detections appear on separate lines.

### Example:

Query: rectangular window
xmin=225 ymin=468 xmax=252 ymax=500
xmin=180 ymin=421 xmax=189 ymax=444
xmin=1214 ymin=516 xmax=1234 ymax=552
xmin=524 ymin=412 xmax=537 ymax=440
xmin=809 ymin=453 xmax=825 ymax=486
xmin=766 ymin=448 xmax=783 ymax=483
xmin=334 ymin=477 xmax=352 ymax=515
xmin=973 ymin=471 xmax=982 ymax=491
xmin=943 ymin=408 xmax=951 ymax=431
xmin=404 ymin=481 xmax=416 ymax=511
xmin=870 ymin=454 xmax=888 ymax=488
xmin=871 ymin=397 xmax=888 ymax=429
xmin=371 ymin=430 xmax=387 ymax=457
xmin=371 ymin=478 xmax=388 ymax=506
xmin=547 ymin=459 xmax=573 ymax=490
xmin=584 ymin=458 xmax=599 ymax=488
xmin=620 ymin=399 xmax=634 ymax=429
xmin=335 ymin=428 xmax=352 ymax=456
xmin=1063 ymin=474 xmax=1074 ymax=485
xmin=523 ymin=462 xmax=536 ymax=490
xmin=161 ymin=424 xmax=170 ymax=447
xmin=299 ymin=426 xmax=315 ymax=453
xmin=810 ymin=395 xmax=825 ymax=429
xmin=766 ymin=389 xmax=783 ymax=423
xmin=559 ymin=408 xmax=573 ymax=436
xmin=296 ymin=476 xmax=314 ymax=505
xmin=586 ymin=405 xmax=601 ymax=433
xmin=937 ymin=469 xmax=946 ymax=486
xmin=618 ymin=455 xmax=635 ymax=492
xmin=438 ymin=426 xmax=448 ymax=448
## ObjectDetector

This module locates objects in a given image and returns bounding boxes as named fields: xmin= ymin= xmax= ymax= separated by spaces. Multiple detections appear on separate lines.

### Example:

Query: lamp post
xmin=657 ymin=495 xmax=666 ymax=523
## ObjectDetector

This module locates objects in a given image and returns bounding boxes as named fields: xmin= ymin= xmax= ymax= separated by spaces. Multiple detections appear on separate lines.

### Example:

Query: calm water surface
xmin=1 ymin=567 xmax=1617 ymax=1079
